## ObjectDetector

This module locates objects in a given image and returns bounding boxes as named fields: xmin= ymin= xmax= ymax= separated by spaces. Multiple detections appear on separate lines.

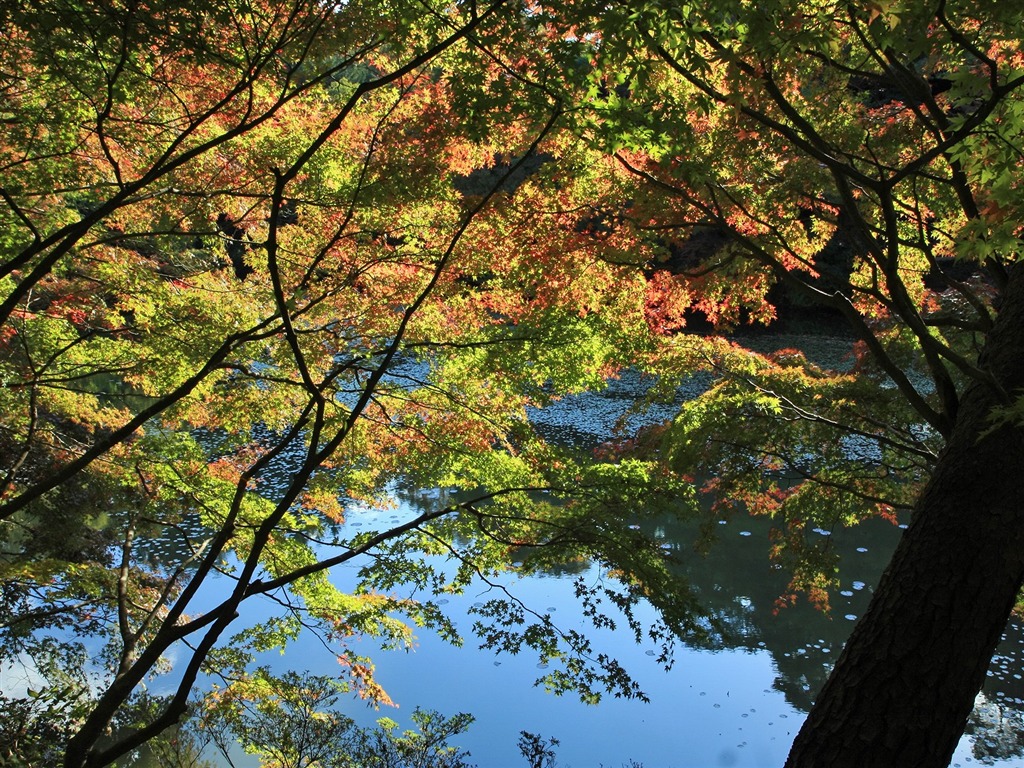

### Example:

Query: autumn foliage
xmin=2 ymin=0 xmax=1024 ymax=766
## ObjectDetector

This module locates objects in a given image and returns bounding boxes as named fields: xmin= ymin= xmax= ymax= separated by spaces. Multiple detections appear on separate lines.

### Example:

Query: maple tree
xmin=4 ymin=0 xmax=1024 ymax=767
xmin=199 ymin=669 xmax=477 ymax=768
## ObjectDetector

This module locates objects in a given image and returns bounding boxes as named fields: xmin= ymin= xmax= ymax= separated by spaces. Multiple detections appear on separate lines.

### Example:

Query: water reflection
xmin=309 ymin=485 xmax=1024 ymax=767
xmin=649 ymin=509 xmax=895 ymax=711
xmin=163 ymin=507 xmax=1024 ymax=767
xmin=154 ymin=335 xmax=1024 ymax=766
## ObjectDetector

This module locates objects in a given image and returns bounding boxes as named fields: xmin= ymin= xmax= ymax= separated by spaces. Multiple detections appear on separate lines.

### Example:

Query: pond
xmin=215 ymin=495 xmax=1024 ymax=768
xmin=205 ymin=334 xmax=1024 ymax=768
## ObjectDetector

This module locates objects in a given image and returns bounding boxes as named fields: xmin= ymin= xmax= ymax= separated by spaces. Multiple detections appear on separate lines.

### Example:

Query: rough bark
xmin=786 ymin=262 xmax=1024 ymax=768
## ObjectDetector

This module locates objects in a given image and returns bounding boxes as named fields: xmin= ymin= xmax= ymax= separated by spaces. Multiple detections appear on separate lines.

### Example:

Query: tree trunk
xmin=786 ymin=263 xmax=1024 ymax=767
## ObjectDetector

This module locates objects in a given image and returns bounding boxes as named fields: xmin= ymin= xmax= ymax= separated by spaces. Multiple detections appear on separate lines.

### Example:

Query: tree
xmin=532 ymin=0 xmax=1024 ymax=764
xmin=0 ymin=2 xmax=699 ymax=767
xmin=6 ymin=1 xmax=1023 ymax=767
xmin=199 ymin=668 xmax=561 ymax=768
xmin=204 ymin=669 xmax=361 ymax=768
xmin=199 ymin=669 xmax=477 ymax=768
